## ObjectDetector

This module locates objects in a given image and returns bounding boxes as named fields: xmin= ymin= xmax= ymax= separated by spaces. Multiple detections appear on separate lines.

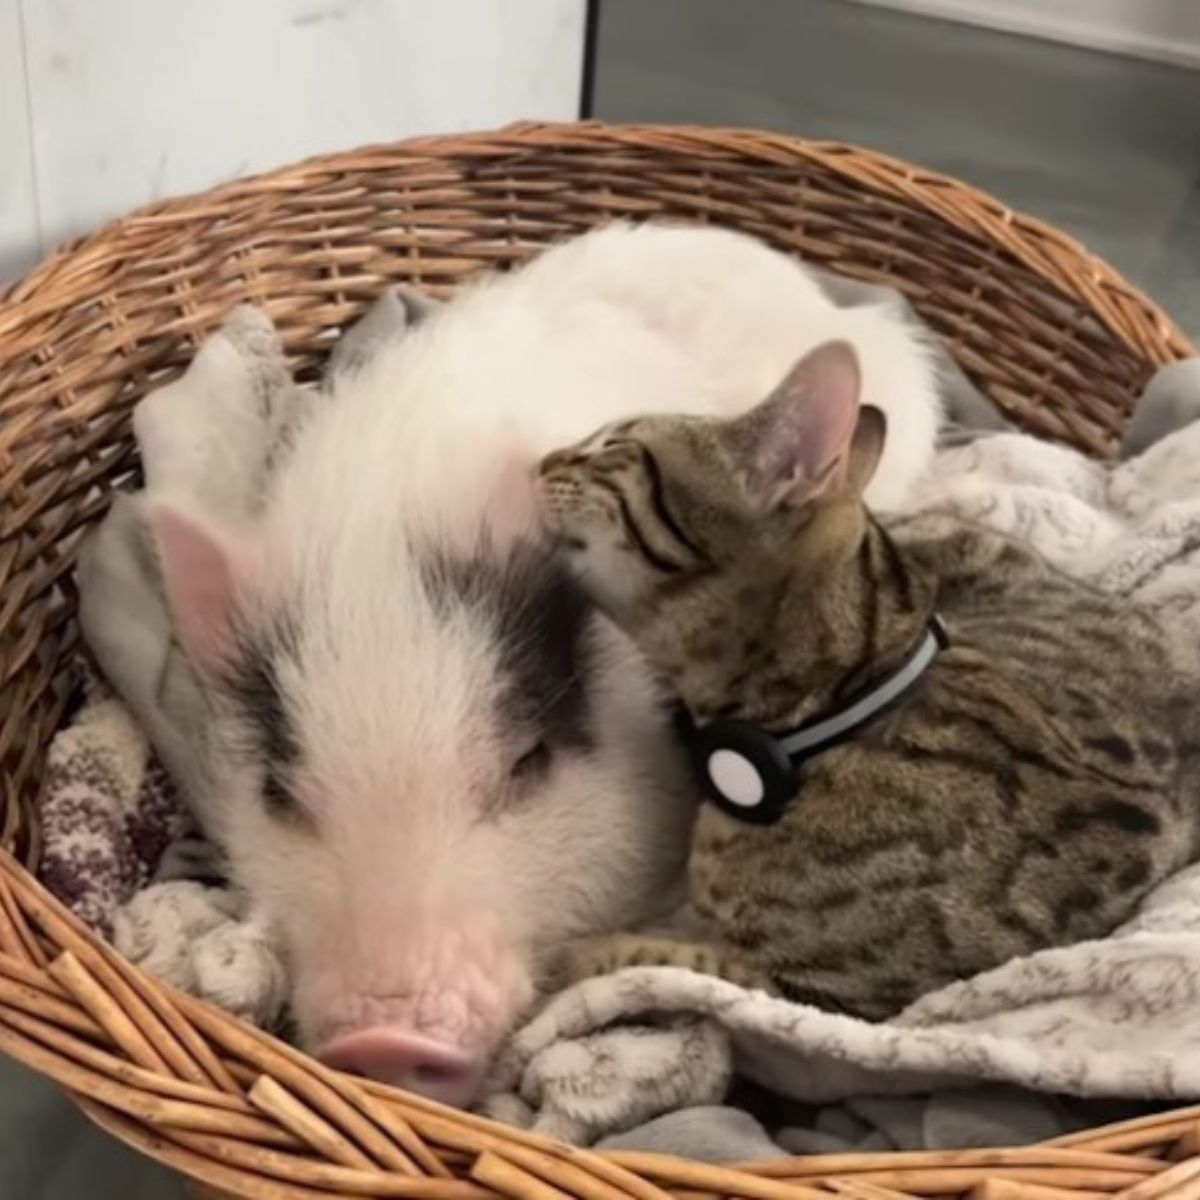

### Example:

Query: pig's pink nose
xmin=318 ymin=1029 xmax=481 ymax=1108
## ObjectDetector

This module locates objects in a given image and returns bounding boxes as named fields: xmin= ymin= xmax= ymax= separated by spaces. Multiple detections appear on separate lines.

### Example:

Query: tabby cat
xmin=534 ymin=340 xmax=1199 ymax=1020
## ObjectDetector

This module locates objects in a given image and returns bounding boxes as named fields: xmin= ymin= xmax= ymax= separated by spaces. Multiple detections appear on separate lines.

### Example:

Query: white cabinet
xmin=1 ymin=0 xmax=585 ymax=285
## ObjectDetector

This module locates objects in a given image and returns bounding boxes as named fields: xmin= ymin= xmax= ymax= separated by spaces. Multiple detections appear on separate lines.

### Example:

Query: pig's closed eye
xmin=262 ymin=770 xmax=311 ymax=826
xmin=510 ymin=740 xmax=551 ymax=784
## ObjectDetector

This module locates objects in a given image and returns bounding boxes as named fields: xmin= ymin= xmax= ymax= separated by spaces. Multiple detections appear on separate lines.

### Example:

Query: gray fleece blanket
xmin=56 ymin=267 xmax=1200 ymax=1158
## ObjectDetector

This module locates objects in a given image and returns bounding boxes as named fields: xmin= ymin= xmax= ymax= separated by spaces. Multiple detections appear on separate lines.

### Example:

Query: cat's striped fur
xmin=535 ymin=341 xmax=1200 ymax=1019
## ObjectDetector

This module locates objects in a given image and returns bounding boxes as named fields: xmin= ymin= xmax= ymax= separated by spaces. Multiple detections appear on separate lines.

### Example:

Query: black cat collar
xmin=679 ymin=617 xmax=948 ymax=826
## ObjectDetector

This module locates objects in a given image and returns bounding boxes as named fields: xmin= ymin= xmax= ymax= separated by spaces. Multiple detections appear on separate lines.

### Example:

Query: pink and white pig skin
xmin=148 ymin=222 xmax=942 ymax=1107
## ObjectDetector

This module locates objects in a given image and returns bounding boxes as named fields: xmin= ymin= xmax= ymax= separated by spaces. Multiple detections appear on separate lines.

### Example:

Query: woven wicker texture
xmin=0 ymin=121 xmax=1195 ymax=1199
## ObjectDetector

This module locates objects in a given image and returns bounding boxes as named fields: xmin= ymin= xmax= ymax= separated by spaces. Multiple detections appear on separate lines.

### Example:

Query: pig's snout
xmin=319 ymin=1028 xmax=482 ymax=1108
xmin=294 ymin=919 xmax=534 ymax=1106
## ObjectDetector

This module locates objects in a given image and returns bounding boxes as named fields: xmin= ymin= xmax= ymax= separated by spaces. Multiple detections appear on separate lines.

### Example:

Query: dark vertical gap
xmin=579 ymin=0 xmax=601 ymax=118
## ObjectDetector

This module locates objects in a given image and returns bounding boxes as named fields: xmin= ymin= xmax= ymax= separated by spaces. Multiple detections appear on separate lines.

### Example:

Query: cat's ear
xmin=147 ymin=503 xmax=262 ymax=681
xmin=728 ymin=340 xmax=866 ymax=509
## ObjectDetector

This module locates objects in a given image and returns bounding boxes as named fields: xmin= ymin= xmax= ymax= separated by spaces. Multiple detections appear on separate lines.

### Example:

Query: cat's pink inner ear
xmin=148 ymin=504 xmax=260 ymax=680
xmin=747 ymin=340 xmax=863 ymax=507
xmin=846 ymin=405 xmax=888 ymax=493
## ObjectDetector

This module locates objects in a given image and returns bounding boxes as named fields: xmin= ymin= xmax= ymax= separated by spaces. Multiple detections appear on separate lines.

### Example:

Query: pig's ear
xmin=485 ymin=442 xmax=540 ymax=543
xmin=727 ymin=340 xmax=869 ymax=511
xmin=147 ymin=504 xmax=260 ymax=680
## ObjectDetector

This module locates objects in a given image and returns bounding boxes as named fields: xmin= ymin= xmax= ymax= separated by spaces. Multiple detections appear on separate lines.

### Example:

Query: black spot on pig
xmin=419 ymin=536 xmax=595 ymax=752
xmin=230 ymin=641 xmax=300 ymax=767
xmin=227 ymin=624 xmax=309 ymax=822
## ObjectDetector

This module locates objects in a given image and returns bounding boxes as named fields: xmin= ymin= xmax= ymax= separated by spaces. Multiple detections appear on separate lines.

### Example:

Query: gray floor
xmin=0 ymin=1057 xmax=183 ymax=1197
xmin=593 ymin=0 xmax=1200 ymax=340
xmin=5 ymin=5 xmax=1200 ymax=1195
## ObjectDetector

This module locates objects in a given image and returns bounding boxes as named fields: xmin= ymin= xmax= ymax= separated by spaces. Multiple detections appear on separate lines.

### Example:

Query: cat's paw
xmin=554 ymin=934 xmax=631 ymax=987
xmin=553 ymin=933 xmax=769 ymax=991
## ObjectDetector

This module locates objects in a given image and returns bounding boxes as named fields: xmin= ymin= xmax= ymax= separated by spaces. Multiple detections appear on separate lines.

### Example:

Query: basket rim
xmin=1 ymin=119 xmax=1194 ymax=365
xmin=4 ymin=842 xmax=1200 ymax=1198
xmin=1 ymin=119 xmax=1198 ymax=1198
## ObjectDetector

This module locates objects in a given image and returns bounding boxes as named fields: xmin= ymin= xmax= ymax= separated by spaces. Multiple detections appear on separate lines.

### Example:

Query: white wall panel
xmin=3 ymin=0 xmax=584 ymax=284
xmin=0 ymin=0 xmax=39 ymax=283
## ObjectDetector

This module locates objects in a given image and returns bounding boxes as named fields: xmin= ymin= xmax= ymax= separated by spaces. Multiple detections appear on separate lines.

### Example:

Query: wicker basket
xmin=0 ymin=120 xmax=1197 ymax=1200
